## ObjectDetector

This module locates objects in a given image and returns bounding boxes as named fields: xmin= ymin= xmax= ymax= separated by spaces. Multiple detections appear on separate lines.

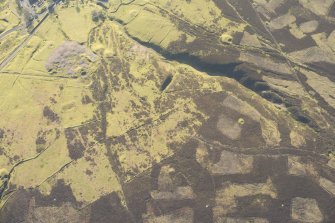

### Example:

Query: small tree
xmin=22 ymin=8 xmax=33 ymax=28
xmin=91 ymin=10 xmax=100 ymax=22
xmin=92 ymin=10 xmax=104 ymax=22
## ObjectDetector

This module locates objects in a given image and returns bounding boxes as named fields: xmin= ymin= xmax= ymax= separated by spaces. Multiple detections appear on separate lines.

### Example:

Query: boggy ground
xmin=0 ymin=0 xmax=335 ymax=222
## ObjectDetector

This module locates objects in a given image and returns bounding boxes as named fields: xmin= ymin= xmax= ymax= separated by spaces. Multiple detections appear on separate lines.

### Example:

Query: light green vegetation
xmin=0 ymin=0 xmax=20 ymax=33
xmin=109 ymin=0 xmax=246 ymax=49
xmin=0 ymin=31 xmax=27 ymax=62
xmin=0 ymin=0 xmax=328 ymax=213
xmin=3 ymin=4 xmax=99 ymax=76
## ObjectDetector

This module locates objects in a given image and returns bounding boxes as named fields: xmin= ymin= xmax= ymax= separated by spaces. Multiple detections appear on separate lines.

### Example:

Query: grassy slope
xmin=0 ymin=0 xmax=326 ymax=213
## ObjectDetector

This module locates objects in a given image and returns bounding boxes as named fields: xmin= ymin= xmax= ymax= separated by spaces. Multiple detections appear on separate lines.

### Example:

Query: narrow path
xmin=245 ymin=0 xmax=307 ymax=91
xmin=0 ymin=24 xmax=24 ymax=41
